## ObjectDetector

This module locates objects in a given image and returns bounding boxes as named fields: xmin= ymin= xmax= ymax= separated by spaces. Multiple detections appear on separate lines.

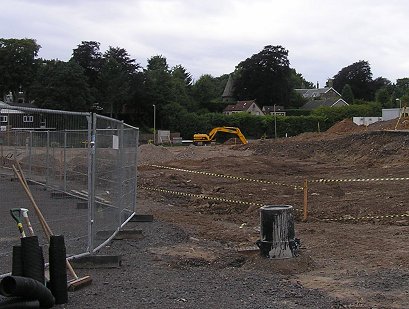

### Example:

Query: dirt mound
xmin=241 ymin=129 xmax=409 ymax=167
xmin=138 ymin=144 xmax=176 ymax=165
xmin=326 ymin=118 xmax=364 ymax=134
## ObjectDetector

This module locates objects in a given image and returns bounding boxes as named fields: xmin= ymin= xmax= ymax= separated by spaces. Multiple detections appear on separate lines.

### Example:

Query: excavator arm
xmin=193 ymin=127 xmax=248 ymax=145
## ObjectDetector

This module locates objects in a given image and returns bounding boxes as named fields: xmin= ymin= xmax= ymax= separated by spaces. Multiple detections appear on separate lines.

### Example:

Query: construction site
xmin=1 ymin=117 xmax=409 ymax=308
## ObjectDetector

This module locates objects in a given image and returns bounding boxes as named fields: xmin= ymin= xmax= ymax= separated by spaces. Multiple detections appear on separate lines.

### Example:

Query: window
xmin=0 ymin=115 xmax=7 ymax=122
xmin=23 ymin=115 xmax=34 ymax=123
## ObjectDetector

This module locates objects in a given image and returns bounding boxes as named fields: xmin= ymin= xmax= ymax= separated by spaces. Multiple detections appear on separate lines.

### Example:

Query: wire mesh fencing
xmin=0 ymin=106 xmax=139 ymax=275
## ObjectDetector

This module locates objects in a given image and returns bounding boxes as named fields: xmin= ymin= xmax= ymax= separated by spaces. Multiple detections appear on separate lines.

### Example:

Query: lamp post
xmin=153 ymin=104 xmax=156 ymax=145
xmin=274 ymin=104 xmax=277 ymax=138
xmin=396 ymin=98 xmax=402 ymax=109
xmin=396 ymin=98 xmax=402 ymax=116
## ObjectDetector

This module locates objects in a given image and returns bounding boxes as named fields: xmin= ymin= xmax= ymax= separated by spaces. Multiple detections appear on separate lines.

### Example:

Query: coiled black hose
xmin=0 ymin=297 xmax=39 ymax=308
xmin=0 ymin=276 xmax=55 ymax=308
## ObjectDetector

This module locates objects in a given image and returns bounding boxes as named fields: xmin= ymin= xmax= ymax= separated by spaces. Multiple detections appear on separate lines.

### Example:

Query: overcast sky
xmin=2 ymin=0 xmax=409 ymax=86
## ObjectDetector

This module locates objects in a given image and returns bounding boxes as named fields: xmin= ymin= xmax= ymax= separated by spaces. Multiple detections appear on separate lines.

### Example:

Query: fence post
xmin=87 ymin=113 xmax=96 ymax=253
xmin=133 ymin=129 xmax=139 ymax=213
xmin=46 ymin=131 xmax=50 ymax=186
xmin=28 ymin=131 xmax=32 ymax=177
xmin=63 ymin=130 xmax=67 ymax=192
xmin=303 ymin=179 xmax=308 ymax=221
xmin=117 ymin=121 xmax=124 ymax=227
xmin=13 ymin=130 xmax=17 ymax=160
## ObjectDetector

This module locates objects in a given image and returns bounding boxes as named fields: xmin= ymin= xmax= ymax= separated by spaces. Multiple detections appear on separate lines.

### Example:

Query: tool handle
xmin=12 ymin=164 xmax=79 ymax=280
xmin=10 ymin=208 xmax=22 ymax=224
xmin=10 ymin=209 xmax=26 ymax=238
xmin=23 ymin=215 xmax=35 ymax=236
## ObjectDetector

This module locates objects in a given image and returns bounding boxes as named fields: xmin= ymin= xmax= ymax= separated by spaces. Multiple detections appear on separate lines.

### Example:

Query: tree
xmin=341 ymin=84 xmax=354 ymax=103
xmin=233 ymin=45 xmax=292 ymax=106
xmin=287 ymin=69 xmax=313 ymax=108
xmin=289 ymin=69 xmax=314 ymax=89
xmin=332 ymin=60 xmax=373 ymax=101
xmin=29 ymin=60 xmax=93 ymax=111
xmin=71 ymin=41 xmax=103 ymax=89
xmin=170 ymin=65 xmax=197 ymax=111
xmin=395 ymin=78 xmax=409 ymax=98
xmin=95 ymin=46 xmax=141 ymax=117
xmin=171 ymin=65 xmax=193 ymax=87
xmin=103 ymin=46 xmax=140 ymax=75
xmin=0 ymin=38 xmax=41 ymax=100
xmin=375 ymin=87 xmax=393 ymax=108
xmin=192 ymin=74 xmax=222 ymax=111
xmin=142 ymin=55 xmax=173 ymax=128
xmin=96 ymin=58 xmax=132 ymax=117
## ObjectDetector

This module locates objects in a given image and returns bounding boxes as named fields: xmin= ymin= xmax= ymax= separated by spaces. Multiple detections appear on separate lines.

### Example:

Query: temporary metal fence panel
xmin=91 ymin=115 xmax=139 ymax=252
xmin=0 ymin=106 xmax=139 ymax=275
xmin=0 ymin=107 xmax=91 ymax=275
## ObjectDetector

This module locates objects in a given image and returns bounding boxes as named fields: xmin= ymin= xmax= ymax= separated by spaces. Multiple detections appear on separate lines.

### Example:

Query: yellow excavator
xmin=193 ymin=127 xmax=248 ymax=145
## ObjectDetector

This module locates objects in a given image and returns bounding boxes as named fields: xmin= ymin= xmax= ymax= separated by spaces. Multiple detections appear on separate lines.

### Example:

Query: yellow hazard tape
xmin=321 ymin=213 xmax=409 ymax=222
xmin=310 ymin=177 xmax=409 ymax=183
xmin=138 ymin=185 xmax=302 ymax=213
xmin=147 ymin=164 xmax=303 ymax=190
xmin=139 ymin=185 xmax=264 ymax=207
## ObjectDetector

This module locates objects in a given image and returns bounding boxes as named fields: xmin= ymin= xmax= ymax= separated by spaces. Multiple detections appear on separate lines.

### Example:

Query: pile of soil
xmin=138 ymin=144 xmax=176 ymax=165
xmin=326 ymin=118 xmax=365 ymax=134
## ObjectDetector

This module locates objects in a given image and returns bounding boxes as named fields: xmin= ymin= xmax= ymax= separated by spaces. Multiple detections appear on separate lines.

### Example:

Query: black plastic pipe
xmin=49 ymin=235 xmax=68 ymax=304
xmin=0 ymin=297 xmax=39 ymax=308
xmin=11 ymin=246 xmax=23 ymax=277
xmin=0 ymin=276 xmax=55 ymax=308
xmin=21 ymin=236 xmax=45 ymax=284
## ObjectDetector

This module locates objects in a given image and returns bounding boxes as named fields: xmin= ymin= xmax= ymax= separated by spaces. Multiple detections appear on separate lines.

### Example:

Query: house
xmin=262 ymin=105 xmax=286 ymax=116
xmin=223 ymin=100 xmax=263 ymax=116
xmin=1 ymin=92 xmax=49 ymax=131
xmin=296 ymin=87 xmax=349 ymax=110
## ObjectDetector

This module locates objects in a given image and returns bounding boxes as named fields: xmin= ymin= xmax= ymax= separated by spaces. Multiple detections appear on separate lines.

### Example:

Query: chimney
xmin=316 ymin=82 xmax=319 ymax=89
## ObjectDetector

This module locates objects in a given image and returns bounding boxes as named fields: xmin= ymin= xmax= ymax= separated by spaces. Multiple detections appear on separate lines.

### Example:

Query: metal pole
xmin=133 ymin=128 xmax=139 ymax=213
xmin=63 ymin=130 xmax=67 ymax=192
xmin=28 ymin=131 xmax=32 ymax=177
xmin=274 ymin=104 xmax=277 ymax=138
xmin=117 ymin=121 xmax=124 ymax=227
xmin=46 ymin=131 xmax=50 ymax=186
xmin=87 ymin=113 xmax=96 ymax=253
xmin=153 ymin=104 xmax=156 ymax=145
xmin=396 ymin=98 xmax=402 ymax=116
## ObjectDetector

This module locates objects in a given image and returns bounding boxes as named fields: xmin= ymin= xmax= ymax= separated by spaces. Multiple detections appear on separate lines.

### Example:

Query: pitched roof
xmin=295 ymin=87 xmax=341 ymax=98
xmin=262 ymin=105 xmax=285 ymax=112
xmin=0 ymin=101 xmax=10 ymax=108
xmin=224 ymin=100 xmax=257 ymax=112
xmin=300 ymin=98 xmax=348 ymax=110
xmin=222 ymin=74 xmax=235 ymax=98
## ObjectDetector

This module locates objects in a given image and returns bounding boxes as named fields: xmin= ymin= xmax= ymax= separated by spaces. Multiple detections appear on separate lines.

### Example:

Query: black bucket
xmin=256 ymin=205 xmax=299 ymax=259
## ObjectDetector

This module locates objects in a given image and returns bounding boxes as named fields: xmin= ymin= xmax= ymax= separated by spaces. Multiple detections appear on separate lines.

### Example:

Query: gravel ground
xmin=61 ymin=210 xmax=346 ymax=309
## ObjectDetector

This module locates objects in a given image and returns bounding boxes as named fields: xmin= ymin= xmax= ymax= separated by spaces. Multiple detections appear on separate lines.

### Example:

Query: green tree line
xmin=0 ymin=38 xmax=407 ymax=139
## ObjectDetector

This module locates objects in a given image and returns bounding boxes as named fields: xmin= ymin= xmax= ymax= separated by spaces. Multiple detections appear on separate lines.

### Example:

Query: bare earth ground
xmin=2 ymin=119 xmax=409 ymax=308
